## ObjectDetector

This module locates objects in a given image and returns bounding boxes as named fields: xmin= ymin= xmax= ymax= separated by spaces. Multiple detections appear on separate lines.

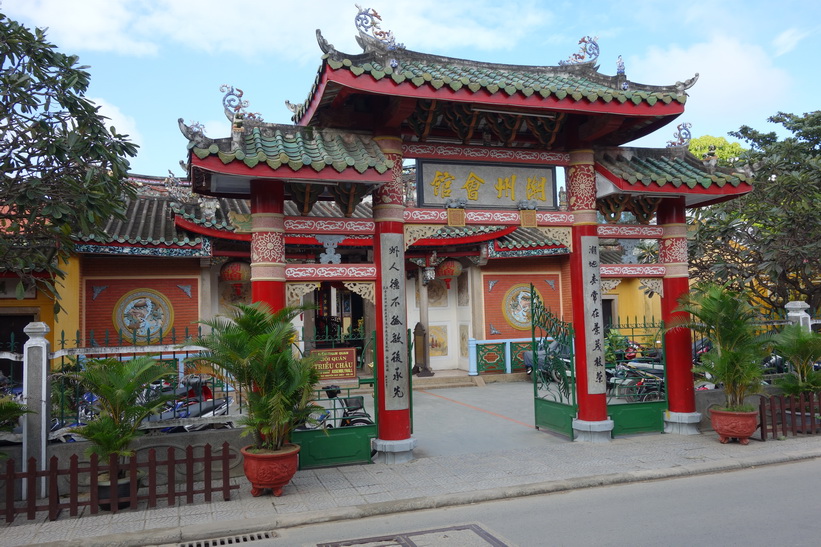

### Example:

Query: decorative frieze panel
xmin=404 ymin=208 xmax=574 ymax=225
xmin=284 ymin=218 xmax=375 ymax=234
xmin=285 ymin=265 xmax=377 ymax=280
xmin=600 ymin=265 xmax=665 ymax=277
xmin=404 ymin=143 xmax=570 ymax=165
xmin=597 ymin=225 xmax=664 ymax=238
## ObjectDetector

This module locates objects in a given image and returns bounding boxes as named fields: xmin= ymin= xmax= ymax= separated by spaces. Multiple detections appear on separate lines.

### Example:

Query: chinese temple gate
xmin=180 ymin=7 xmax=752 ymax=456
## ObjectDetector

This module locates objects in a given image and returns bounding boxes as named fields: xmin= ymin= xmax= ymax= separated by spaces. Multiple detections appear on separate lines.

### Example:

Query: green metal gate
xmin=531 ymin=286 xmax=578 ymax=438
xmin=292 ymin=331 xmax=377 ymax=468
xmin=604 ymin=319 xmax=666 ymax=436
xmin=531 ymin=287 xmax=667 ymax=439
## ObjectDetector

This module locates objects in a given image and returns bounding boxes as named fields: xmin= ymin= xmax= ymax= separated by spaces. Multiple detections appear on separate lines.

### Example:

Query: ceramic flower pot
xmin=241 ymin=444 xmax=301 ymax=497
xmin=710 ymin=408 xmax=758 ymax=445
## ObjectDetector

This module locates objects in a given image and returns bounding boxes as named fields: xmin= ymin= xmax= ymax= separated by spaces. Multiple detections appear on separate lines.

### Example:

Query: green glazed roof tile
xmin=289 ymin=39 xmax=698 ymax=123
xmin=186 ymin=124 xmax=392 ymax=175
xmin=596 ymin=148 xmax=749 ymax=191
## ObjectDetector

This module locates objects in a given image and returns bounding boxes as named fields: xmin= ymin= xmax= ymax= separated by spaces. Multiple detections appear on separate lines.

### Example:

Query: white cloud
xmin=3 ymin=0 xmax=158 ymax=55
xmin=90 ymin=97 xmax=143 ymax=149
xmin=772 ymin=28 xmax=810 ymax=57
xmin=3 ymin=0 xmax=554 ymax=62
xmin=627 ymin=35 xmax=790 ymax=145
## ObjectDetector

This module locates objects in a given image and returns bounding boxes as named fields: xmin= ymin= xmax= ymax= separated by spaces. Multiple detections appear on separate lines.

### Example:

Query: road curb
xmin=35 ymin=448 xmax=821 ymax=547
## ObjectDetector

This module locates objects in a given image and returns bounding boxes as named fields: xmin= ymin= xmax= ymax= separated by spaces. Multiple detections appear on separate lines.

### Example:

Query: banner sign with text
xmin=417 ymin=160 xmax=557 ymax=210
xmin=311 ymin=347 xmax=358 ymax=381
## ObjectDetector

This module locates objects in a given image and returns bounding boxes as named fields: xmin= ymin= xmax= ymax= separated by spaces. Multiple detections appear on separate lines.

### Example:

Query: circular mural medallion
xmin=503 ymin=284 xmax=541 ymax=331
xmin=113 ymin=289 xmax=174 ymax=341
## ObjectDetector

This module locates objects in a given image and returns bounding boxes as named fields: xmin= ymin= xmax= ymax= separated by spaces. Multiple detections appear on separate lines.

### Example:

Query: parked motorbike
xmin=296 ymin=384 xmax=374 ymax=430
xmin=142 ymin=374 xmax=234 ymax=433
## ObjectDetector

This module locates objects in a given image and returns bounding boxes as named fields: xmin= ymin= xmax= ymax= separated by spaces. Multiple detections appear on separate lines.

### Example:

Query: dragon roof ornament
xmin=559 ymin=36 xmax=600 ymax=66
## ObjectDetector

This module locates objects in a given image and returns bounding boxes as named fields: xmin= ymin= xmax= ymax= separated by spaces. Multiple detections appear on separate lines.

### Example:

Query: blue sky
xmin=4 ymin=0 xmax=820 ymax=177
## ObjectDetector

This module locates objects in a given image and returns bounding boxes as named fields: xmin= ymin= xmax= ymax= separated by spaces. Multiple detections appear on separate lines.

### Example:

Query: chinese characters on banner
xmin=417 ymin=161 xmax=556 ymax=209
xmin=580 ymin=235 xmax=606 ymax=395
xmin=380 ymin=233 xmax=410 ymax=410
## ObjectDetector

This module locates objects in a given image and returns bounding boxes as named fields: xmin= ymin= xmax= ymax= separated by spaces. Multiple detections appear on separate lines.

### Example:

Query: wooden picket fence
xmin=1 ymin=442 xmax=238 ymax=523
xmin=759 ymin=393 xmax=821 ymax=440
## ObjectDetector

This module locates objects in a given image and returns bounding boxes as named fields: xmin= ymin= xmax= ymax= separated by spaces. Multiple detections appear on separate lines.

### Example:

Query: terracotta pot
xmin=710 ymin=408 xmax=758 ymax=445
xmin=241 ymin=444 xmax=301 ymax=497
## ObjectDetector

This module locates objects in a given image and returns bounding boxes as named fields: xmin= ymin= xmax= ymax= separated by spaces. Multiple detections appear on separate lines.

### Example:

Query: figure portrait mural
xmin=114 ymin=289 xmax=174 ymax=340
xmin=457 ymin=271 xmax=469 ymax=307
xmin=503 ymin=284 xmax=540 ymax=330
xmin=426 ymin=278 xmax=449 ymax=307
xmin=429 ymin=325 xmax=449 ymax=357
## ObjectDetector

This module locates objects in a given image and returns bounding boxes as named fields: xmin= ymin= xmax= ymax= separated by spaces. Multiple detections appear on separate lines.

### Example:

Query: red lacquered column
xmin=659 ymin=197 xmax=700 ymax=434
xmin=567 ymin=150 xmax=612 ymax=441
xmin=250 ymin=180 xmax=286 ymax=311
xmin=371 ymin=135 xmax=416 ymax=462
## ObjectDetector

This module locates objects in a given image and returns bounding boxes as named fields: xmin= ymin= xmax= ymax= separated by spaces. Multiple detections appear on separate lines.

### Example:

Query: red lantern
xmin=435 ymin=258 xmax=463 ymax=289
xmin=220 ymin=261 xmax=251 ymax=296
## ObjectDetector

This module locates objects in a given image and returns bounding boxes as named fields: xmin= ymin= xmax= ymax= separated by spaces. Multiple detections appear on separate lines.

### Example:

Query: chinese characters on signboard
xmin=417 ymin=161 xmax=557 ymax=209
xmin=580 ymin=235 xmax=606 ymax=395
xmin=381 ymin=233 xmax=410 ymax=410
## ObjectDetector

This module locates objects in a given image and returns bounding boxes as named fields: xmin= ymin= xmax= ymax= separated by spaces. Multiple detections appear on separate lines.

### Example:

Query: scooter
xmin=296 ymin=384 xmax=374 ymax=430
xmin=142 ymin=374 xmax=234 ymax=433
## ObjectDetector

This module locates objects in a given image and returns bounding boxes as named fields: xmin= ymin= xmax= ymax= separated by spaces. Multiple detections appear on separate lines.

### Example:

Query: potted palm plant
xmin=771 ymin=324 xmax=821 ymax=431
xmin=64 ymin=356 xmax=176 ymax=507
xmin=191 ymin=302 xmax=321 ymax=497
xmin=670 ymin=282 xmax=768 ymax=444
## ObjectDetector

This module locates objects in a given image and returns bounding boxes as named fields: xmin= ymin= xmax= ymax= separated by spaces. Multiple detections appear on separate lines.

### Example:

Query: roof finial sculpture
xmin=559 ymin=36 xmax=599 ymax=65
xmin=355 ymin=5 xmax=404 ymax=51
xmin=354 ymin=4 xmax=405 ymax=67
xmin=616 ymin=55 xmax=625 ymax=75
xmin=666 ymin=122 xmax=692 ymax=148
xmin=220 ymin=85 xmax=263 ymax=150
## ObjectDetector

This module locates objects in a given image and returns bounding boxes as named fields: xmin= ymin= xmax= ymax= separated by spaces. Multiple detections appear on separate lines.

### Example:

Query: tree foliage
xmin=688 ymin=135 xmax=745 ymax=167
xmin=689 ymin=112 xmax=821 ymax=314
xmin=0 ymin=12 xmax=137 ymax=312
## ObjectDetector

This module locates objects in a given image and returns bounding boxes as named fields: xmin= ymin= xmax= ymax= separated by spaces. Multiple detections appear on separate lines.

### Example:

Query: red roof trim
xmin=175 ymin=216 xmax=250 ymax=241
xmin=190 ymin=154 xmax=393 ymax=183
xmin=413 ymin=226 xmax=517 ymax=246
xmin=298 ymin=66 xmax=685 ymax=126
xmin=595 ymin=164 xmax=753 ymax=197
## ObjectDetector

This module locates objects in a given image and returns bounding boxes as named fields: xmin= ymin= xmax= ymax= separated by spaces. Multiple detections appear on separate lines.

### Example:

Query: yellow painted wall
xmin=0 ymin=257 xmax=82 ymax=348
xmin=0 ymin=279 xmax=55 ymax=345
xmin=53 ymin=256 xmax=82 ymax=347
xmin=610 ymin=278 xmax=662 ymax=323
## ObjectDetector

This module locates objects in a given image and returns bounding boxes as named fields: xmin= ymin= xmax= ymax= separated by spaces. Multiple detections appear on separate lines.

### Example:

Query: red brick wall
xmin=481 ymin=256 xmax=570 ymax=339
xmin=82 ymin=257 xmax=201 ymax=342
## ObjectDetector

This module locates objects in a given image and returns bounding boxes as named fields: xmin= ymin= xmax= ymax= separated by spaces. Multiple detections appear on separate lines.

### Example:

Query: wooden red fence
xmin=1 ymin=442 xmax=238 ymax=523
xmin=759 ymin=393 xmax=821 ymax=441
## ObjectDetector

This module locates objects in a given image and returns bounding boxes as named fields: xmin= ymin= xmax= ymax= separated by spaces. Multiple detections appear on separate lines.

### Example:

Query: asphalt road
xmin=240 ymin=457 xmax=821 ymax=546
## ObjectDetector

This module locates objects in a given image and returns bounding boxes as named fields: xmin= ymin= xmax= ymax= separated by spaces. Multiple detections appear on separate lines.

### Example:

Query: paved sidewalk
xmin=4 ymin=382 xmax=821 ymax=546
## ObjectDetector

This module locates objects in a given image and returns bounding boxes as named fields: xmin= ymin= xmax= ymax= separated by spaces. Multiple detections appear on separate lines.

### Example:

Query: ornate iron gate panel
xmin=530 ymin=285 xmax=577 ymax=439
